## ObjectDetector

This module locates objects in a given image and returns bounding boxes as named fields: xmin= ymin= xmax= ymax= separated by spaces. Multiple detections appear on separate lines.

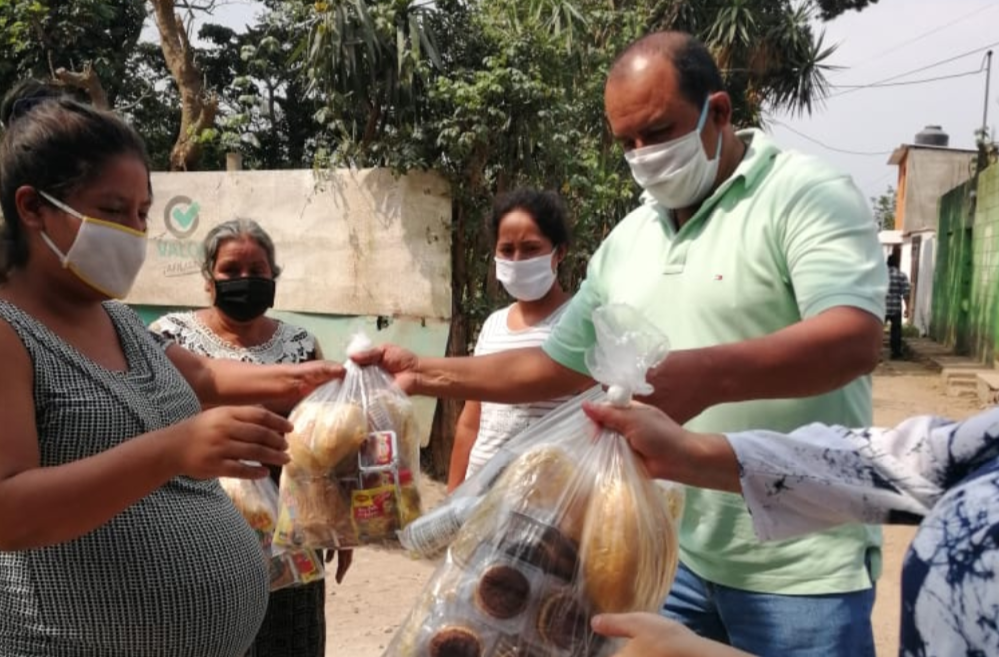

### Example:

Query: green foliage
xmin=0 ymin=0 xmax=145 ymax=105
xmin=300 ymin=0 xmax=843 ymax=343
xmin=814 ymin=0 xmax=878 ymax=20
xmin=872 ymin=185 xmax=896 ymax=231
xmin=193 ymin=4 xmax=328 ymax=170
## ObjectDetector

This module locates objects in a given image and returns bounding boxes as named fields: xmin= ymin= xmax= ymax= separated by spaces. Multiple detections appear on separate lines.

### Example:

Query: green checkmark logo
xmin=164 ymin=195 xmax=201 ymax=238
xmin=172 ymin=202 xmax=200 ymax=229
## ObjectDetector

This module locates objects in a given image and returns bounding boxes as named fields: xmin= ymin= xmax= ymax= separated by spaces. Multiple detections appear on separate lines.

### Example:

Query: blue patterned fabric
xmin=728 ymin=409 xmax=999 ymax=656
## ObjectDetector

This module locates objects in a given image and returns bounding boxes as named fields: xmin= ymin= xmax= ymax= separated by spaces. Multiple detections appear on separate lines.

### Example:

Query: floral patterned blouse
xmin=150 ymin=311 xmax=318 ymax=364
xmin=727 ymin=409 xmax=999 ymax=657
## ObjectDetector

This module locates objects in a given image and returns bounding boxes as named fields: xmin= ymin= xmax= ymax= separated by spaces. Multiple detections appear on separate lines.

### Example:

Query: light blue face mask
xmin=624 ymin=97 xmax=723 ymax=210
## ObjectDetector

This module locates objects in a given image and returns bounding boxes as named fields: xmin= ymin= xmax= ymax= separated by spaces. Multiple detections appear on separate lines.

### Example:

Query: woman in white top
xmin=447 ymin=189 xmax=575 ymax=491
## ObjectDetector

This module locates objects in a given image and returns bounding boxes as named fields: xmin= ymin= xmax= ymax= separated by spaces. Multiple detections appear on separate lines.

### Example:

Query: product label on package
xmin=360 ymin=431 xmax=398 ymax=469
xmin=351 ymin=483 xmax=400 ymax=541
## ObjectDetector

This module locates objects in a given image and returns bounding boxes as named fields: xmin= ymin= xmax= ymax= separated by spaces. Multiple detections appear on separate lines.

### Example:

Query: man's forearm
xmin=197 ymin=360 xmax=307 ymax=406
xmin=167 ymin=345 xmax=339 ymax=408
xmin=415 ymin=347 xmax=592 ymax=403
xmin=702 ymin=307 xmax=882 ymax=406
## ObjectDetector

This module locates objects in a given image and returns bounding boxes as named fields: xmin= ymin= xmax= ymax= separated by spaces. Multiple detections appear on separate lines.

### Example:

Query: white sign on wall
xmin=129 ymin=168 xmax=452 ymax=319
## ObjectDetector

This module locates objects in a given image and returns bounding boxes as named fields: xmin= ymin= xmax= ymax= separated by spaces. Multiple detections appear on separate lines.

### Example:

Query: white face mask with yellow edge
xmin=37 ymin=190 xmax=147 ymax=299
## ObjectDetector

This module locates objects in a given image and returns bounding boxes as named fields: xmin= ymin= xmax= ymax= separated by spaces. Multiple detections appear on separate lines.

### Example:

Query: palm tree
xmin=660 ymin=0 xmax=838 ymax=127
xmin=302 ymin=0 xmax=441 ymax=150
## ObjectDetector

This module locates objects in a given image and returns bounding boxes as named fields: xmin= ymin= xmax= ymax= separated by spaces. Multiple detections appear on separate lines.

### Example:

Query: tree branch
xmin=53 ymin=64 xmax=111 ymax=110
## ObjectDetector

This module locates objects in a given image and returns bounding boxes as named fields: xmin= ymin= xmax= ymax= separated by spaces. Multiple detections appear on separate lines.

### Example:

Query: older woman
xmin=151 ymin=219 xmax=350 ymax=657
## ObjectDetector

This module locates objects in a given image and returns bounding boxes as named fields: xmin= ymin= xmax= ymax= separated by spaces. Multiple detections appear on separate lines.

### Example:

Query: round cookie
xmin=475 ymin=563 xmax=531 ymax=620
xmin=536 ymin=590 xmax=589 ymax=651
xmin=428 ymin=626 xmax=483 ymax=657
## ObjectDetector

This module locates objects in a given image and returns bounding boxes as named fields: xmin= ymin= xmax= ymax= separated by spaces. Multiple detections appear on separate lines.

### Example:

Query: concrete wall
xmin=901 ymin=149 xmax=977 ymax=234
xmin=129 ymin=168 xmax=453 ymax=319
xmin=931 ymin=164 xmax=999 ymax=363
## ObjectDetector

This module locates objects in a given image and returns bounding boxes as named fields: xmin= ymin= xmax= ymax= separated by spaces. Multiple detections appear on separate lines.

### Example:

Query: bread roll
xmin=493 ymin=446 xmax=590 ymax=542
xmin=288 ymin=400 xmax=367 ymax=473
xmin=580 ymin=473 xmax=676 ymax=614
xmin=656 ymin=481 xmax=686 ymax=522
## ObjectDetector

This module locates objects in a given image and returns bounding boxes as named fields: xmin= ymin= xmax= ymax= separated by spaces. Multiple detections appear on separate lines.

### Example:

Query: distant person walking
xmin=886 ymin=253 xmax=910 ymax=359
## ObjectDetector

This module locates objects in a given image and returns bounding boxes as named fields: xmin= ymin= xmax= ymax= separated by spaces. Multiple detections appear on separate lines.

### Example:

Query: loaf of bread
xmin=287 ymin=400 xmax=367 ymax=473
xmin=657 ymin=480 xmax=686 ymax=522
xmin=492 ymin=446 xmax=590 ymax=542
xmin=580 ymin=472 xmax=677 ymax=614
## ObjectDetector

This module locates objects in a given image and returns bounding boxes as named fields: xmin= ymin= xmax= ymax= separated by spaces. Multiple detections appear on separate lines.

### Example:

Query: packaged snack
xmin=275 ymin=333 xmax=424 ymax=550
xmin=385 ymin=304 xmax=684 ymax=656
xmin=218 ymin=476 xmax=326 ymax=591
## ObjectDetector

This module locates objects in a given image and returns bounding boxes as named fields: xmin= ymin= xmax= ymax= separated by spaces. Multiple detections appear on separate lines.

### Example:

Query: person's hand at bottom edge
xmin=592 ymin=612 xmax=755 ymax=657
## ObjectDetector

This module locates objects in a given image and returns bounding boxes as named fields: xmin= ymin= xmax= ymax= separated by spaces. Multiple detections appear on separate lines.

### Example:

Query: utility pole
xmin=983 ymin=50 xmax=992 ymax=138
xmin=977 ymin=50 xmax=993 ymax=173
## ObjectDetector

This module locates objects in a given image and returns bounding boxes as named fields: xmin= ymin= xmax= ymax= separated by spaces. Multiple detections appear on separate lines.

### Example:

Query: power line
xmin=861 ymin=170 xmax=896 ymax=192
xmin=832 ymin=40 xmax=999 ymax=98
xmin=771 ymin=120 xmax=893 ymax=157
xmin=831 ymin=67 xmax=985 ymax=92
xmin=838 ymin=2 xmax=999 ymax=71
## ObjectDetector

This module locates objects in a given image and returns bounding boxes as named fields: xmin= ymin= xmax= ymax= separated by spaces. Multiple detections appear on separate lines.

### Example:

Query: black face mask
xmin=213 ymin=277 xmax=276 ymax=322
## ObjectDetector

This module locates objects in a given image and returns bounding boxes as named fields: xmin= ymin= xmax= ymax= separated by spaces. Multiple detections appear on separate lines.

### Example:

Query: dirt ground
xmin=324 ymin=357 xmax=983 ymax=657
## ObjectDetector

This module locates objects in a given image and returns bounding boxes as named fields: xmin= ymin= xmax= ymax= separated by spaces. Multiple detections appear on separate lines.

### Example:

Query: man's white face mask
xmin=624 ymin=97 xmax=723 ymax=210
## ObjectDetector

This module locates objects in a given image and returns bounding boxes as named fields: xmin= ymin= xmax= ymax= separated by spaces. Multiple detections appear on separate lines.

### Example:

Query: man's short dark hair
xmin=610 ymin=32 xmax=725 ymax=107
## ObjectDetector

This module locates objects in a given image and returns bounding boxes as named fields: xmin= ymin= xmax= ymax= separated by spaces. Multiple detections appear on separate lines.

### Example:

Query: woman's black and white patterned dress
xmin=150 ymin=310 xmax=327 ymax=657
xmin=0 ymin=301 xmax=268 ymax=657
xmin=151 ymin=311 xmax=317 ymax=365
xmin=726 ymin=410 xmax=999 ymax=657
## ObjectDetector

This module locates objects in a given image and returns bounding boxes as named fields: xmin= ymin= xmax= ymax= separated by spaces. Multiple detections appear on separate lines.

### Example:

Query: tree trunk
xmin=150 ymin=0 xmax=218 ymax=171
xmin=427 ymin=199 xmax=469 ymax=480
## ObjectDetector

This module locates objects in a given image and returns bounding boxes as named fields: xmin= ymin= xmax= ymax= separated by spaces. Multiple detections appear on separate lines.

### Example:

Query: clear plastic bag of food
xmin=387 ymin=304 xmax=685 ymax=657
xmin=274 ymin=332 xmax=423 ymax=550
xmin=218 ymin=476 xmax=325 ymax=591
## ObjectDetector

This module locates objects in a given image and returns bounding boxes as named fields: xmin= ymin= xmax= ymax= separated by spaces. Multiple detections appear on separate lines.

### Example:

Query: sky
xmin=769 ymin=0 xmax=998 ymax=204
xmin=151 ymin=0 xmax=999 ymax=207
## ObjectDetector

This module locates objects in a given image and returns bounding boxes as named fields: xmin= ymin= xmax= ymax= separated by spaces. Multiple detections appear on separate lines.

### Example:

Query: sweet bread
xmin=493 ymin=446 xmax=589 ymax=542
xmin=580 ymin=473 xmax=677 ymax=613
xmin=288 ymin=401 xmax=367 ymax=472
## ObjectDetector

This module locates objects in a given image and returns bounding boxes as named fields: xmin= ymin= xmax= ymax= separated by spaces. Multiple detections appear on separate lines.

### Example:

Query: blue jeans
xmin=662 ymin=562 xmax=876 ymax=657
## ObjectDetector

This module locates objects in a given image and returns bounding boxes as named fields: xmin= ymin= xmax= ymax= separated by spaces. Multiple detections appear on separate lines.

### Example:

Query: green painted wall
xmin=132 ymin=304 xmax=449 ymax=448
xmin=930 ymin=164 xmax=999 ymax=363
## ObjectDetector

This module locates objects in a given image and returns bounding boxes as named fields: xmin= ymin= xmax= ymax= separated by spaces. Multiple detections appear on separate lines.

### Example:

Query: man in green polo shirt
xmin=358 ymin=31 xmax=886 ymax=656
